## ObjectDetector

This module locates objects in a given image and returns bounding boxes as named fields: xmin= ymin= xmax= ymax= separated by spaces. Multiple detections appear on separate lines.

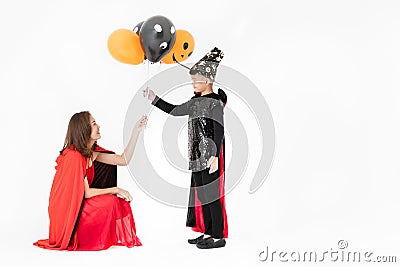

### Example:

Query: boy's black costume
xmin=151 ymin=47 xmax=228 ymax=247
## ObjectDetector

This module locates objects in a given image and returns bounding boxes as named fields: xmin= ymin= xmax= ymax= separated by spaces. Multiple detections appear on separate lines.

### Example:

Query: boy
xmin=144 ymin=47 xmax=228 ymax=249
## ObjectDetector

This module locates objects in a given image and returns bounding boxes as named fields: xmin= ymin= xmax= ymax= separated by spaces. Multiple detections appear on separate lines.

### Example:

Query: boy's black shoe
xmin=196 ymin=238 xmax=226 ymax=249
xmin=188 ymin=234 xmax=205 ymax=244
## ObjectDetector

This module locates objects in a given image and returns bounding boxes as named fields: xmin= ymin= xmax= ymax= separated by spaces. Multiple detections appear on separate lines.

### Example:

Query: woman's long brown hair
xmin=60 ymin=111 xmax=97 ymax=158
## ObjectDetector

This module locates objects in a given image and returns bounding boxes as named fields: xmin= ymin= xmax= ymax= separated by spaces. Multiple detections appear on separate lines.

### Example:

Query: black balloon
xmin=139 ymin=15 xmax=176 ymax=63
xmin=132 ymin=21 xmax=144 ymax=35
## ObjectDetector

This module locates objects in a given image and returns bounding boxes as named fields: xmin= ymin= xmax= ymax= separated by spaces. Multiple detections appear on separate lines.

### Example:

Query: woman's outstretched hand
xmin=134 ymin=115 xmax=148 ymax=132
xmin=142 ymin=87 xmax=156 ymax=102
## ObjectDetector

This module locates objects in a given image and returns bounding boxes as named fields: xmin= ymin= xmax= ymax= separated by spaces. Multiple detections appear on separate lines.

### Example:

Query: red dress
xmin=34 ymin=146 xmax=142 ymax=250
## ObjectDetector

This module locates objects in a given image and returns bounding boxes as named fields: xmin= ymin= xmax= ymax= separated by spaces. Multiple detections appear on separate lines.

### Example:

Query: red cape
xmin=34 ymin=147 xmax=86 ymax=250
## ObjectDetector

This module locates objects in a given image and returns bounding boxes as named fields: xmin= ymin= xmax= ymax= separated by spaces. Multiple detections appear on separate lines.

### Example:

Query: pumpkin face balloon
xmin=162 ymin=29 xmax=195 ymax=64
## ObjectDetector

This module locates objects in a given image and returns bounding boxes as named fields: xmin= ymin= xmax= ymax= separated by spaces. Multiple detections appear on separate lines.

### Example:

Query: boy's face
xmin=191 ymin=73 xmax=211 ymax=93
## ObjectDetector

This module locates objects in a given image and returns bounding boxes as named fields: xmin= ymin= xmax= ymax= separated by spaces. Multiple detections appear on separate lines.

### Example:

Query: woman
xmin=34 ymin=111 xmax=147 ymax=251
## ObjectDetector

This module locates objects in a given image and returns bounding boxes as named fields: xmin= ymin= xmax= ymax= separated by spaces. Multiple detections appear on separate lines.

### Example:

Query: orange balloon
xmin=162 ymin=29 xmax=195 ymax=64
xmin=107 ymin=29 xmax=145 ymax=65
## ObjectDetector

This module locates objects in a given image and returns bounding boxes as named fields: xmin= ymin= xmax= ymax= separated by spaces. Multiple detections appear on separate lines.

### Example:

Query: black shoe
xmin=197 ymin=236 xmax=213 ymax=245
xmin=196 ymin=238 xmax=226 ymax=249
xmin=188 ymin=234 xmax=204 ymax=245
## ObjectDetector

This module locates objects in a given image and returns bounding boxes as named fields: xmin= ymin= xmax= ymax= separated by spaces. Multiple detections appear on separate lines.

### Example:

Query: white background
xmin=1 ymin=0 xmax=399 ymax=266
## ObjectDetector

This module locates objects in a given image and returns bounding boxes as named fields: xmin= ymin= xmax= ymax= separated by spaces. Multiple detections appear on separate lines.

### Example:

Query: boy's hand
xmin=142 ymin=87 xmax=156 ymax=102
xmin=207 ymin=156 xmax=218 ymax=174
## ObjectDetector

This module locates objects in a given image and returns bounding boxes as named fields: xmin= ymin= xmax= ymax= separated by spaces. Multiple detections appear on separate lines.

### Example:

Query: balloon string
xmin=174 ymin=60 xmax=191 ymax=70
xmin=144 ymin=60 xmax=150 ymax=119
xmin=146 ymin=60 xmax=149 ymax=89
xmin=156 ymin=61 xmax=162 ymax=74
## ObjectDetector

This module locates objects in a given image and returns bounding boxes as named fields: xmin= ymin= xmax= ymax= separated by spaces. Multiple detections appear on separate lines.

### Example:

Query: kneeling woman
xmin=34 ymin=111 xmax=147 ymax=251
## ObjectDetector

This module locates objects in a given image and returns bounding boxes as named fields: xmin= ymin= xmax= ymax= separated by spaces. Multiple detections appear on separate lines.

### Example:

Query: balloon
xmin=133 ymin=21 xmax=147 ymax=60
xmin=162 ymin=29 xmax=195 ymax=64
xmin=139 ymin=15 xmax=176 ymax=63
xmin=132 ymin=21 xmax=144 ymax=35
xmin=107 ymin=29 xmax=145 ymax=65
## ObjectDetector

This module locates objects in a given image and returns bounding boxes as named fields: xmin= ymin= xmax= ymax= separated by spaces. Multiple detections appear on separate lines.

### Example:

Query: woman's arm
xmin=94 ymin=116 xmax=147 ymax=166
xmin=83 ymin=177 xmax=132 ymax=201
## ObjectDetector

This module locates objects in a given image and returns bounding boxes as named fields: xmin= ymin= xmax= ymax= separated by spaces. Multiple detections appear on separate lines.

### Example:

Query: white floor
xmin=2 ymin=170 xmax=399 ymax=267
